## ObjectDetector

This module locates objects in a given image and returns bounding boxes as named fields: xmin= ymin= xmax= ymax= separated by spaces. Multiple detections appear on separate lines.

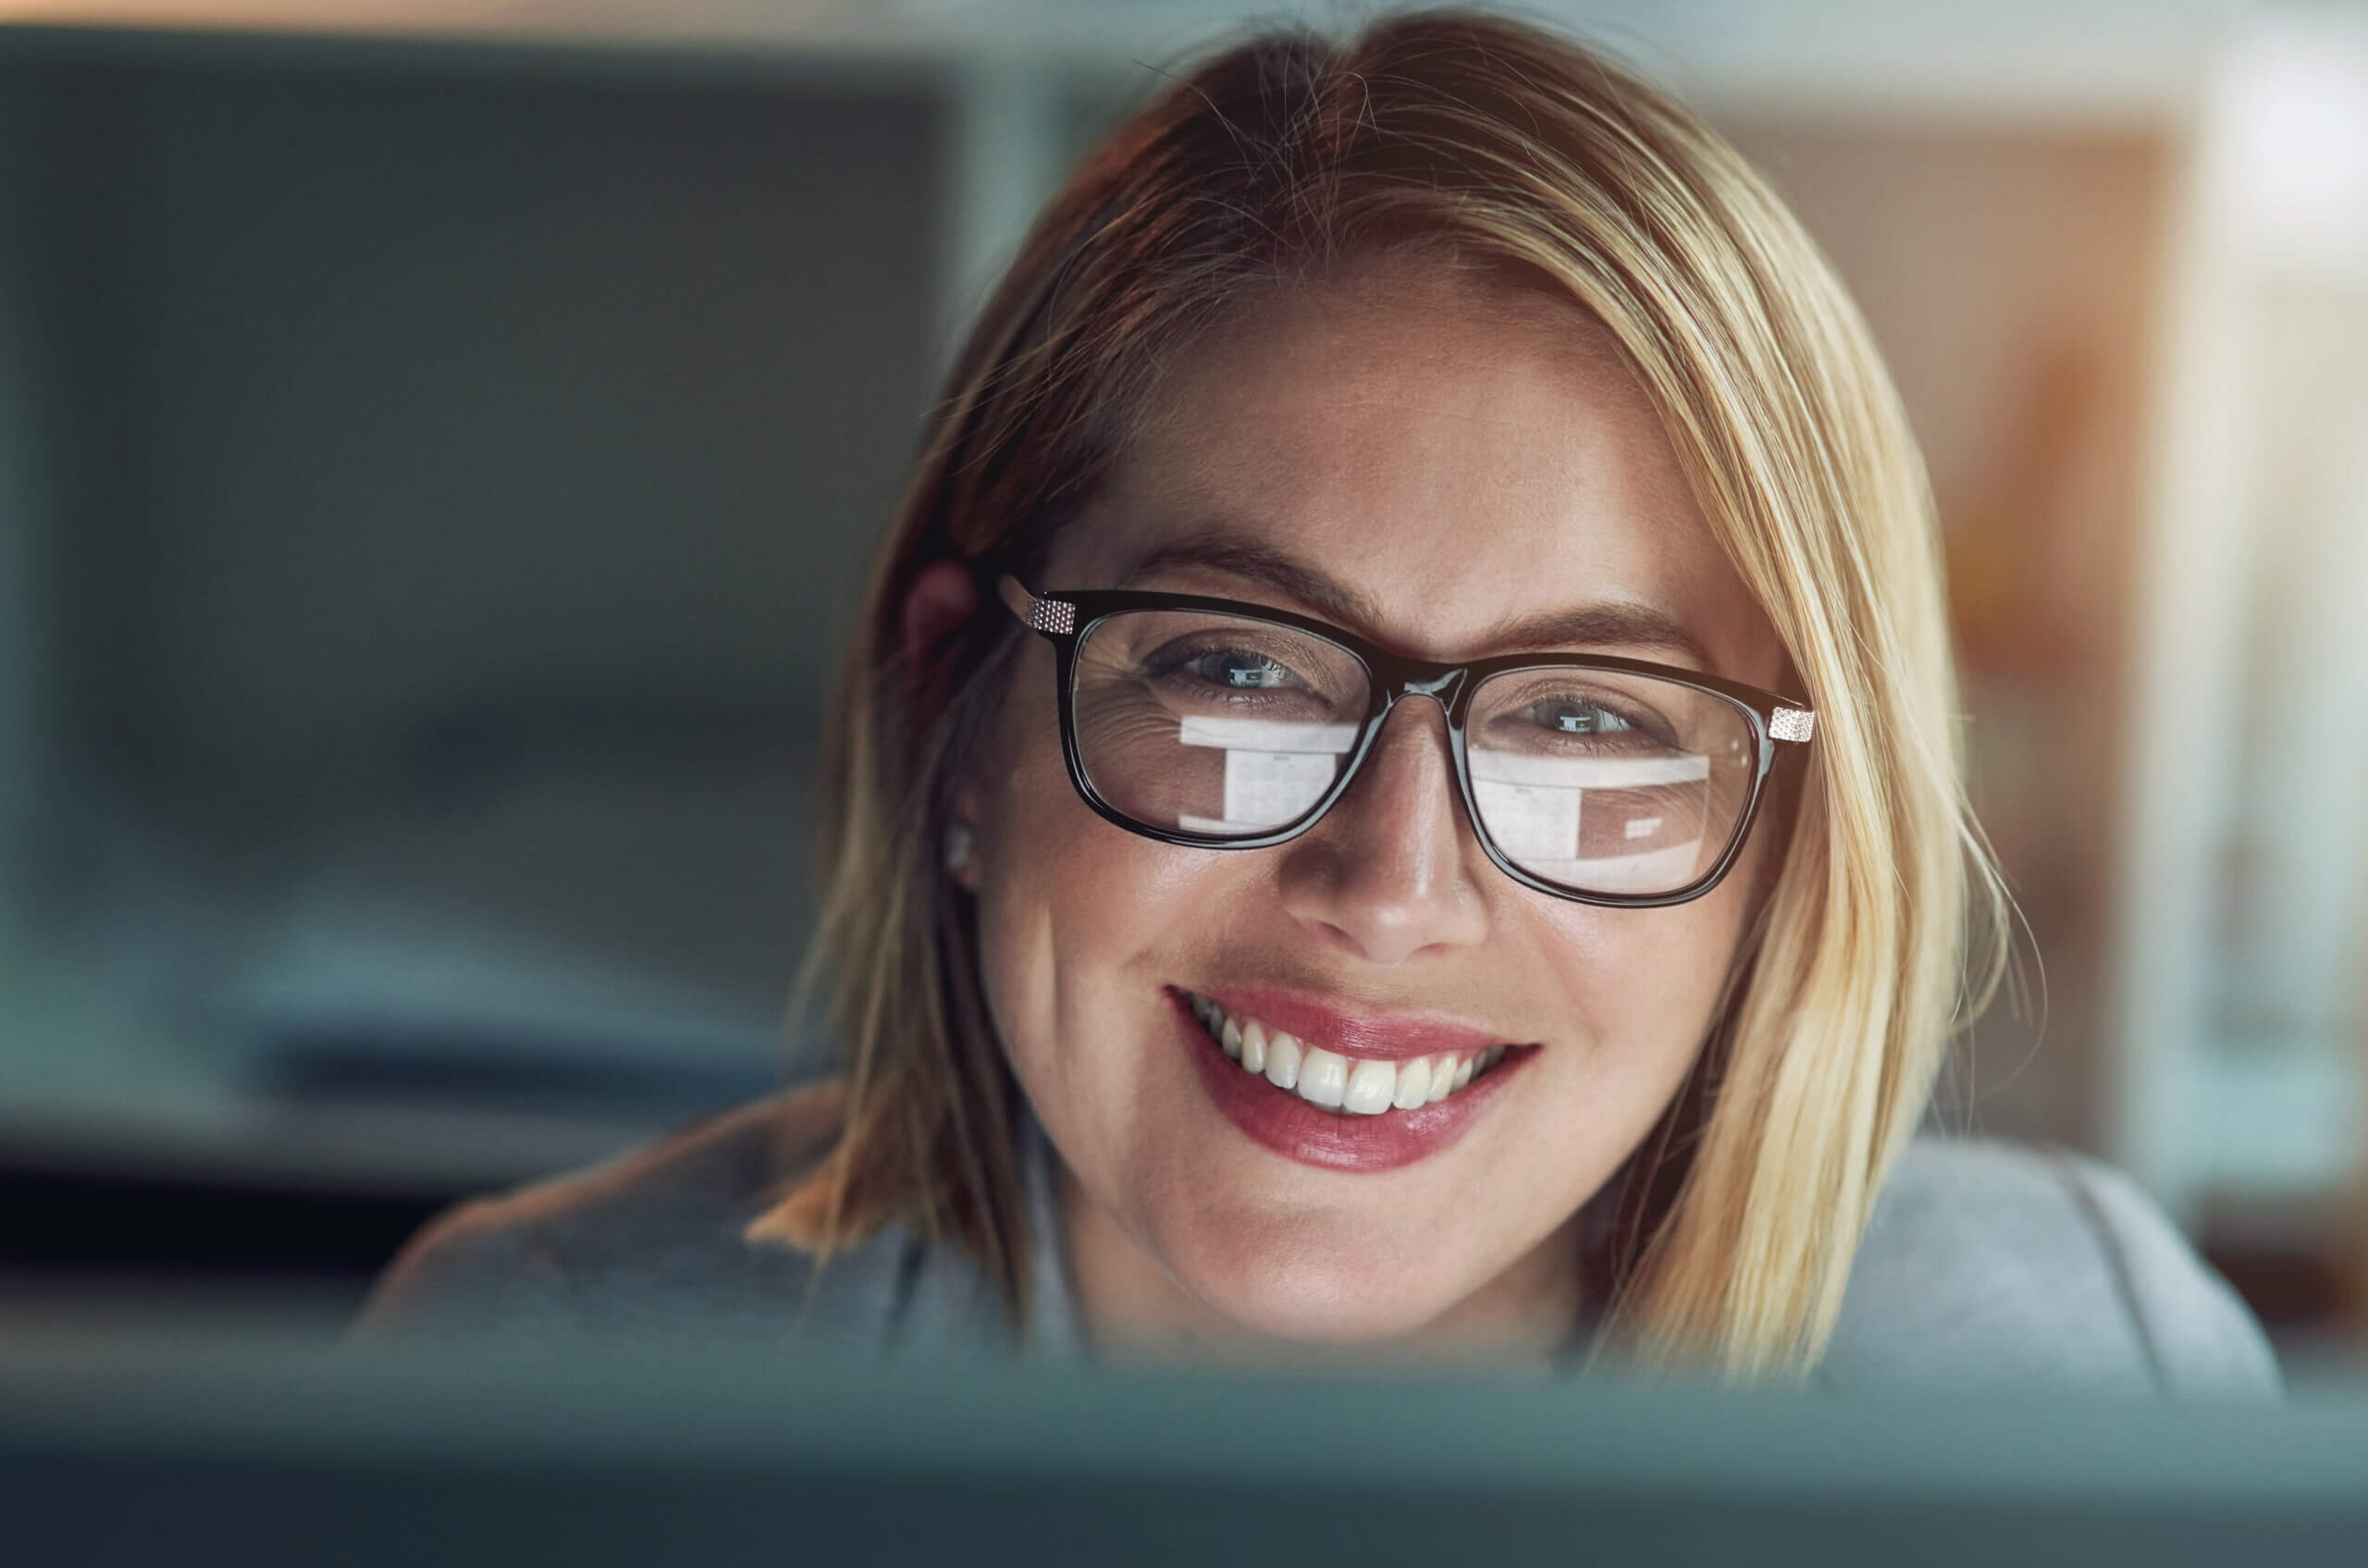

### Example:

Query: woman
xmin=366 ymin=9 xmax=2273 ymax=1389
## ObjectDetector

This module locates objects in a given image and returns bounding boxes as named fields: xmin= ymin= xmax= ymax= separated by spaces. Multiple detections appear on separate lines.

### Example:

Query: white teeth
xmin=1297 ymin=1045 xmax=1349 ymax=1109
xmin=1343 ymin=1058 xmax=1397 ymax=1116
xmin=1391 ymin=1056 xmax=1431 ymax=1110
xmin=1189 ymin=994 xmax=1512 ymax=1117
xmin=1264 ymin=1031 xmax=1301 ymax=1091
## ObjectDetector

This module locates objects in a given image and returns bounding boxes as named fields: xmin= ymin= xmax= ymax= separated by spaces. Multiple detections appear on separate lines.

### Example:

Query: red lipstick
xmin=1169 ymin=988 xmax=1530 ymax=1173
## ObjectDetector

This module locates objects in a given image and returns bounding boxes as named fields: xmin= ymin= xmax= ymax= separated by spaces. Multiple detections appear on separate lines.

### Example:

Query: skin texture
xmin=942 ymin=260 xmax=1790 ymax=1362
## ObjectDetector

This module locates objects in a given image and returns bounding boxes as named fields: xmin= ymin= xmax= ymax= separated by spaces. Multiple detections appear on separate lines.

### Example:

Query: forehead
xmin=1056 ymin=262 xmax=1778 ymax=682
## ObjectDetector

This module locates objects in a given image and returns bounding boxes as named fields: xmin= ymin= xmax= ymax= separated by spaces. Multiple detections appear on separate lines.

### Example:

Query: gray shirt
xmin=360 ymin=1093 xmax=2278 ymax=1396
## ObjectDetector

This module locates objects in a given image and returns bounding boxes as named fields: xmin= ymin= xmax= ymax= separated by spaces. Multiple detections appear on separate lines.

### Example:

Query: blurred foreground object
xmin=3 ymin=1339 xmax=2363 ymax=1567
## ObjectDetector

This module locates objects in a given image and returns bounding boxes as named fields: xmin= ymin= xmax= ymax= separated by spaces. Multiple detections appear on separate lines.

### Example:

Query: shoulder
xmin=1821 ymin=1138 xmax=2279 ymax=1398
xmin=355 ymin=1082 xmax=905 ymax=1341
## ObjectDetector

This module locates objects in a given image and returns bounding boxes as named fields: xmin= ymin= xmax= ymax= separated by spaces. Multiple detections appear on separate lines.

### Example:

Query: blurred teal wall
xmin=0 ymin=32 xmax=943 ymax=851
xmin=0 ymin=74 xmax=56 ymax=940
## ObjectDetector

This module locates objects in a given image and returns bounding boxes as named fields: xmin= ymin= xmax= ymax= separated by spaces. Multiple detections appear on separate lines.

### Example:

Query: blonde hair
xmin=750 ymin=7 xmax=2005 ymax=1379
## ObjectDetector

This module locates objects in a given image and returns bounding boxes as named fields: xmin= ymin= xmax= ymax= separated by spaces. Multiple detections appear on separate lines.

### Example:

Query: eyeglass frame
xmin=997 ymin=574 xmax=1816 ymax=909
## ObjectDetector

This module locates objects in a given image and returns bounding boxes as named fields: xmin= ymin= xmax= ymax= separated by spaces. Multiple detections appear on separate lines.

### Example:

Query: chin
xmin=1163 ymin=1216 xmax=1481 ymax=1348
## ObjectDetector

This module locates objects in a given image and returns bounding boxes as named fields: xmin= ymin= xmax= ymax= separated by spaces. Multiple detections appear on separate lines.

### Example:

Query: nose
xmin=1275 ymin=698 xmax=1491 ymax=964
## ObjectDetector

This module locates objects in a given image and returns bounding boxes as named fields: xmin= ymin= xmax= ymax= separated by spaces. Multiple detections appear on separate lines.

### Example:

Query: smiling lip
xmin=1169 ymin=988 xmax=1531 ymax=1173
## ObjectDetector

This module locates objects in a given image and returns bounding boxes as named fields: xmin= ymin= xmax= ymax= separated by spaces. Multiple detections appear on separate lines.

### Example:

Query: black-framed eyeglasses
xmin=998 ymin=575 xmax=1814 ymax=907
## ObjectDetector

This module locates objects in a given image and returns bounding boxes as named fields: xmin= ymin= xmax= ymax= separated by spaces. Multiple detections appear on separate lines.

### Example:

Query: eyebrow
xmin=1116 ymin=533 xmax=1388 ymax=629
xmin=1483 ymin=601 xmax=1715 ymax=671
xmin=1111 ymin=528 xmax=1718 ymax=670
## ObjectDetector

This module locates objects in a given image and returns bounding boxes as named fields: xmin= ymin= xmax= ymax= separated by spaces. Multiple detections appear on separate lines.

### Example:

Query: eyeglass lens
xmin=1069 ymin=609 xmax=1758 ymax=898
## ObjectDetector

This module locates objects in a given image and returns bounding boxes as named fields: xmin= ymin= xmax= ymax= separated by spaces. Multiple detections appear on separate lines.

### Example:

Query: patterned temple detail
xmin=1770 ymin=707 xmax=1815 ymax=743
xmin=1030 ymin=598 xmax=1077 ymax=635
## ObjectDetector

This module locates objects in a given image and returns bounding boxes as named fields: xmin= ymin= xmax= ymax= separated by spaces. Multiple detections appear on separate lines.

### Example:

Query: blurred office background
xmin=1 ymin=0 xmax=2364 ymax=1362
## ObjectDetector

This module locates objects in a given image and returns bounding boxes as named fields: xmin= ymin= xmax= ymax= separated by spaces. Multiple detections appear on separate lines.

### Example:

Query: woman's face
xmin=958 ymin=261 xmax=1790 ymax=1350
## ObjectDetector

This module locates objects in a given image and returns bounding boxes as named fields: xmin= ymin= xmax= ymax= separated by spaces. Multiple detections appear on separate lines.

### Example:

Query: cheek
xmin=968 ymin=675 xmax=1080 ymax=1049
xmin=1523 ymin=867 xmax=1758 ymax=1092
xmin=964 ymin=665 xmax=1202 ymax=1127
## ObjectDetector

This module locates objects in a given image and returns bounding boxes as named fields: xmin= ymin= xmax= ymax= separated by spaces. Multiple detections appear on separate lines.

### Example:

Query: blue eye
xmin=1530 ymin=700 xmax=1634 ymax=735
xmin=1182 ymin=649 xmax=1299 ymax=690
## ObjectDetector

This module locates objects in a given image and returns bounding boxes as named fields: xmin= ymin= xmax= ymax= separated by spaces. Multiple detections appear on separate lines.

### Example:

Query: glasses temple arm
xmin=998 ymin=574 xmax=1075 ymax=635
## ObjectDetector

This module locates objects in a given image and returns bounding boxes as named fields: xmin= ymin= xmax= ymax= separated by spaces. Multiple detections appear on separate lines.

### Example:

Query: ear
xmin=905 ymin=560 xmax=988 ymax=892
xmin=902 ymin=558 xmax=979 ymax=671
xmin=946 ymin=814 xmax=984 ymax=894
